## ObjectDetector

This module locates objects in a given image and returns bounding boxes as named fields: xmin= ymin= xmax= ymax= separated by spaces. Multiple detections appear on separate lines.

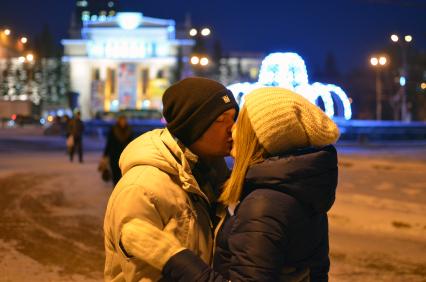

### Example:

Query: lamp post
xmin=370 ymin=55 xmax=387 ymax=120
xmin=189 ymin=27 xmax=211 ymax=75
xmin=391 ymin=34 xmax=412 ymax=121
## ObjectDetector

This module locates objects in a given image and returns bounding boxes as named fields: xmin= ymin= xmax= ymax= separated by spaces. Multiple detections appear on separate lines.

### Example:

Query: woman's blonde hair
xmin=219 ymin=106 xmax=267 ymax=205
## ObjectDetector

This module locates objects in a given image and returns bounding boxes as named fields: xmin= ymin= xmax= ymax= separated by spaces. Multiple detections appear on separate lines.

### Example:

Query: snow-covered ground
xmin=0 ymin=127 xmax=425 ymax=282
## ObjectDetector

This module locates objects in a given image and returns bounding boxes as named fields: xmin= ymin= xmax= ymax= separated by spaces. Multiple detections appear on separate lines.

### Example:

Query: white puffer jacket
xmin=104 ymin=128 xmax=227 ymax=281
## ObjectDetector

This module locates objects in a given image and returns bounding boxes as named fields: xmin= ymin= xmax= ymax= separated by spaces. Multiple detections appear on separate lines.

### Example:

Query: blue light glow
xmin=227 ymin=52 xmax=352 ymax=120
xmin=400 ymin=76 xmax=406 ymax=87
xmin=117 ymin=12 xmax=143 ymax=30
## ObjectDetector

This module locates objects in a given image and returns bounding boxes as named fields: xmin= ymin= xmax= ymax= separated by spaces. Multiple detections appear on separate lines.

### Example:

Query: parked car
xmin=8 ymin=114 xmax=42 ymax=127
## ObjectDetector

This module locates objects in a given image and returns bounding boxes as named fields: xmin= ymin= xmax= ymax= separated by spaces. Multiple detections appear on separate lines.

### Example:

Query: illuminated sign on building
xmin=87 ymin=40 xmax=168 ymax=59
xmin=117 ymin=12 xmax=143 ymax=30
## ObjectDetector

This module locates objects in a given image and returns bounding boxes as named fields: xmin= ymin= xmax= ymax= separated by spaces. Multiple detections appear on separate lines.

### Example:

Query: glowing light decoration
xmin=117 ymin=12 xmax=143 ymax=30
xmin=227 ymin=52 xmax=352 ymax=120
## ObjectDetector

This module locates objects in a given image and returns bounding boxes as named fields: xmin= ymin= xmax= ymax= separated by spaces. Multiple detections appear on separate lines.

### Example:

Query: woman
xmin=137 ymin=87 xmax=339 ymax=281
xmin=103 ymin=115 xmax=133 ymax=185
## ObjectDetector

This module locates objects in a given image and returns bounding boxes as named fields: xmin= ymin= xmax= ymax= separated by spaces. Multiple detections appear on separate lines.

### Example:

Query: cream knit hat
xmin=243 ymin=87 xmax=340 ymax=154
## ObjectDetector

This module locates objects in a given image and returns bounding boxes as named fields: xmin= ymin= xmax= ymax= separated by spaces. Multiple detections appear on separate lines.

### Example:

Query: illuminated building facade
xmin=62 ymin=12 xmax=193 ymax=119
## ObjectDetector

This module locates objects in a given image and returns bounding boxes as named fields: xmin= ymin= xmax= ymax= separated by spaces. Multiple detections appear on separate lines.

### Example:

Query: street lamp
xmin=189 ymin=27 xmax=211 ymax=37
xmin=200 ymin=28 xmax=211 ymax=37
xmin=4 ymin=29 xmax=11 ymax=36
xmin=20 ymin=37 xmax=28 ymax=44
xmin=200 ymin=57 xmax=209 ymax=66
xmin=189 ymin=28 xmax=197 ymax=37
xmin=191 ymin=55 xmax=209 ymax=66
xmin=370 ymin=55 xmax=388 ymax=120
xmin=26 ymin=53 xmax=34 ymax=62
xmin=189 ymin=27 xmax=212 ymax=76
xmin=390 ymin=33 xmax=413 ymax=121
xmin=404 ymin=35 xmax=412 ymax=43
xmin=190 ymin=55 xmax=200 ymax=65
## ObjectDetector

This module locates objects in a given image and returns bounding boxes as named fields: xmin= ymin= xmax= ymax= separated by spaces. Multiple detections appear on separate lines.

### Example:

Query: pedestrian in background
xmin=160 ymin=87 xmax=340 ymax=282
xmin=62 ymin=115 xmax=73 ymax=154
xmin=69 ymin=111 xmax=85 ymax=163
xmin=102 ymin=115 xmax=134 ymax=185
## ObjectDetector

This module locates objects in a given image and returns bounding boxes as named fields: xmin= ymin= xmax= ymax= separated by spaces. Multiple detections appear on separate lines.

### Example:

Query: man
xmin=103 ymin=77 xmax=238 ymax=281
xmin=69 ymin=111 xmax=84 ymax=163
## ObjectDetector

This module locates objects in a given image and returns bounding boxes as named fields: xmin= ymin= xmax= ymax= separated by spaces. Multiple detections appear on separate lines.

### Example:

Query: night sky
xmin=1 ymin=0 xmax=425 ymax=73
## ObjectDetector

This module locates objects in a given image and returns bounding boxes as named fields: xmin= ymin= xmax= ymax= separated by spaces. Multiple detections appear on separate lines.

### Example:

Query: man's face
xmin=189 ymin=109 xmax=236 ymax=158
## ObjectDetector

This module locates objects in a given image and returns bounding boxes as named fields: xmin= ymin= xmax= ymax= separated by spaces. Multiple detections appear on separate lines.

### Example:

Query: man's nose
xmin=228 ymin=121 xmax=234 ymax=131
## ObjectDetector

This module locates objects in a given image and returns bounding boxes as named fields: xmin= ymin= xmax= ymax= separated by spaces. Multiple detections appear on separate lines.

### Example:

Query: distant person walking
xmin=69 ymin=111 xmax=85 ymax=163
xmin=63 ymin=115 xmax=73 ymax=154
xmin=103 ymin=115 xmax=134 ymax=185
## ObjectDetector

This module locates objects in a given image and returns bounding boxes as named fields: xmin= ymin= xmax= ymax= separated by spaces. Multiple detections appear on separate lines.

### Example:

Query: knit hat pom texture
xmin=162 ymin=77 xmax=238 ymax=146
xmin=243 ymin=87 xmax=340 ymax=154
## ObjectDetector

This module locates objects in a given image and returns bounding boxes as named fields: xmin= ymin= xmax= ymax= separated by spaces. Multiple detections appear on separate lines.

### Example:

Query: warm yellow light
xmin=189 ymin=28 xmax=197 ymax=37
xmin=370 ymin=57 xmax=378 ymax=66
xmin=201 ymin=28 xmax=211 ymax=36
xmin=390 ymin=34 xmax=399 ymax=42
xmin=200 ymin=57 xmax=209 ymax=66
xmin=18 ymin=56 xmax=26 ymax=63
xmin=421 ymin=83 xmax=426 ymax=90
xmin=404 ymin=35 xmax=412 ymax=43
xmin=26 ymin=53 xmax=34 ymax=62
xmin=4 ymin=29 xmax=11 ymax=36
xmin=20 ymin=37 xmax=28 ymax=44
xmin=190 ymin=56 xmax=199 ymax=65
xmin=379 ymin=56 xmax=387 ymax=66
xmin=47 ymin=115 xmax=54 ymax=122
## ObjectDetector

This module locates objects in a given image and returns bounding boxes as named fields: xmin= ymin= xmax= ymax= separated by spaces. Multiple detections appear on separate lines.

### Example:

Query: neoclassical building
xmin=62 ymin=12 xmax=193 ymax=119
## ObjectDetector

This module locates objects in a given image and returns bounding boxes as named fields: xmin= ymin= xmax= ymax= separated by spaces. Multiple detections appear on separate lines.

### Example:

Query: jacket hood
xmin=244 ymin=145 xmax=338 ymax=213
xmin=120 ymin=129 xmax=178 ymax=176
xmin=119 ymin=129 xmax=208 ymax=202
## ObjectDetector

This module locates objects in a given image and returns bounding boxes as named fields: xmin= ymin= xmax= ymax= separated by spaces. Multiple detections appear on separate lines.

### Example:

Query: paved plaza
xmin=0 ymin=127 xmax=425 ymax=281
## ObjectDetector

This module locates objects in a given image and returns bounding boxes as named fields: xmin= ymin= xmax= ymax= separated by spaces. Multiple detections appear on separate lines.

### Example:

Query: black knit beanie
xmin=162 ymin=77 xmax=239 ymax=146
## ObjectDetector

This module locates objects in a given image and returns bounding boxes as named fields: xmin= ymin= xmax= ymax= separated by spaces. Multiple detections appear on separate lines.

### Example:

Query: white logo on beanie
xmin=222 ymin=95 xmax=231 ymax=103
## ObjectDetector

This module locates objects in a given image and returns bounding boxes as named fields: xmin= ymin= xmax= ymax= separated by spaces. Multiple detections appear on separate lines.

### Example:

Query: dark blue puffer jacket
xmin=163 ymin=145 xmax=338 ymax=282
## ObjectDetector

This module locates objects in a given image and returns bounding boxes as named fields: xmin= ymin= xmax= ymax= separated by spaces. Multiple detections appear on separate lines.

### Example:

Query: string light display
xmin=227 ymin=52 xmax=352 ymax=120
